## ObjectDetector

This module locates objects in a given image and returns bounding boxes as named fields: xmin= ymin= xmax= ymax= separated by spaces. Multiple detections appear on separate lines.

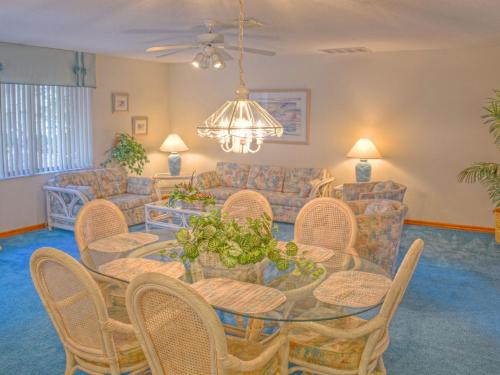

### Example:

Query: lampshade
xmin=160 ymin=134 xmax=189 ymax=153
xmin=346 ymin=138 xmax=382 ymax=159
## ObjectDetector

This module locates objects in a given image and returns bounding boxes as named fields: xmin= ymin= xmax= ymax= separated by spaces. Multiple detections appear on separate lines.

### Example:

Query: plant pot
xmin=495 ymin=208 xmax=500 ymax=243
xmin=197 ymin=252 xmax=263 ymax=283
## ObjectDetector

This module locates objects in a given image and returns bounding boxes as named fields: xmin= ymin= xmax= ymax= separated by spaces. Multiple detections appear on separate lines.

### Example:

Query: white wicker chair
xmin=126 ymin=272 xmax=289 ymax=375
xmin=30 ymin=247 xmax=148 ymax=375
xmin=286 ymin=238 xmax=425 ymax=375
xmin=222 ymin=190 xmax=274 ymax=223
xmin=295 ymin=197 xmax=359 ymax=271
xmin=75 ymin=199 xmax=129 ymax=268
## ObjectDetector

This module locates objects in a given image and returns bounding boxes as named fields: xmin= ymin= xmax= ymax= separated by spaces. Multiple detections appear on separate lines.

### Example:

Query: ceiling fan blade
xmin=146 ymin=44 xmax=197 ymax=53
xmin=225 ymin=44 xmax=276 ymax=56
xmin=124 ymin=28 xmax=193 ymax=35
xmin=216 ymin=48 xmax=234 ymax=61
xmin=155 ymin=48 xmax=198 ymax=58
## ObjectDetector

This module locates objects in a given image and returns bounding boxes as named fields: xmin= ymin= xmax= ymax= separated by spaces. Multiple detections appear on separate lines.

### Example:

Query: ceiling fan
xmin=127 ymin=19 xmax=276 ymax=69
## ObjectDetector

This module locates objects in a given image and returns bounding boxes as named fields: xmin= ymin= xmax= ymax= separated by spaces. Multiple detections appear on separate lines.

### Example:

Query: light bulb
xmin=211 ymin=53 xmax=225 ymax=69
xmin=199 ymin=54 xmax=210 ymax=69
xmin=191 ymin=52 xmax=204 ymax=68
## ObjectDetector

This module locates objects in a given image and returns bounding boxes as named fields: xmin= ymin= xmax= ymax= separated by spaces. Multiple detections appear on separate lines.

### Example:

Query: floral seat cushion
xmin=283 ymin=168 xmax=324 ymax=194
xmin=108 ymin=194 xmax=153 ymax=211
xmin=289 ymin=316 xmax=384 ymax=372
xmin=257 ymin=190 xmax=310 ymax=208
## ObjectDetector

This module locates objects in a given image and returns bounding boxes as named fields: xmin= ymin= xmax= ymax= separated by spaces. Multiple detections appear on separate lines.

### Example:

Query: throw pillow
xmin=300 ymin=179 xmax=321 ymax=198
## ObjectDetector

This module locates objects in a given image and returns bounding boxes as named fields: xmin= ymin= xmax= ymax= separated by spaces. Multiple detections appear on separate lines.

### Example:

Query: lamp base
xmin=168 ymin=152 xmax=181 ymax=176
xmin=355 ymin=159 xmax=371 ymax=182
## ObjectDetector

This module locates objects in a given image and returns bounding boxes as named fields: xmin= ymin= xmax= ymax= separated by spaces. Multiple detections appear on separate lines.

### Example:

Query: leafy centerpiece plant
xmin=175 ymin=210 xmax=325 ymax=281
xmin=102 ymin=133 xmax=149 ymax=175
xmin=458 ymin=90 xmax=500 ymax=240
xmin=167 ymin=175 xmax=216 ymax=209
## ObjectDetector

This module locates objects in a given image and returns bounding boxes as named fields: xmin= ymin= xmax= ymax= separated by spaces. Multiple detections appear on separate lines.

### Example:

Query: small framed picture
xmin=132 ymin=116 xmax=148 ymax=135
xmin=112 ymin=92 xmax=129 ymax=112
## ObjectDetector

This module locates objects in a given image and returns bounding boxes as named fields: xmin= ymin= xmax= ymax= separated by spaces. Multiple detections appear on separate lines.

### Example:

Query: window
xmin=0 ymin=84 xmax=92 ymax=179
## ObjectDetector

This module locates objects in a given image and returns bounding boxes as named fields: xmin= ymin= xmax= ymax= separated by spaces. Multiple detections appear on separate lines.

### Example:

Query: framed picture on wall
xmin=249 ymin=89 xmax=310 ymax=144
xmin=112 ymin=92 xmax=129 ymax=112
xmin=132 ymin=116 xmax=148 ymax=136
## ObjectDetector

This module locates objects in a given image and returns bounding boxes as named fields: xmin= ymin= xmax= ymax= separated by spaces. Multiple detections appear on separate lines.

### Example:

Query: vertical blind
xmin=0 ymin=84 xmax=92 ymax=179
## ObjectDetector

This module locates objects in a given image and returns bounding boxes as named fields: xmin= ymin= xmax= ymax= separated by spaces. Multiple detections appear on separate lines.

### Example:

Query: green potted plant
xmin=175 ymin=210 xmax=324 ymax=282
xmin=102 ymin=133 xmax=149 ymax=175
xmin=458 ymin=90 xmax=500 ymax=241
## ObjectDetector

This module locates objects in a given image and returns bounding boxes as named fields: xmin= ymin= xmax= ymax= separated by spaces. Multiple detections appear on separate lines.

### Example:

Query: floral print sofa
xmin=44 ymin=167 xmax=160 ymax=230
xmin=196 ymin=162 xmax=336 ymax=223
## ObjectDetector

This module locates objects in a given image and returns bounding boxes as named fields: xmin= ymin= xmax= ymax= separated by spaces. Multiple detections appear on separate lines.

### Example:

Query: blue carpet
xmin=0 ymin=224 xmax=499 ymax=374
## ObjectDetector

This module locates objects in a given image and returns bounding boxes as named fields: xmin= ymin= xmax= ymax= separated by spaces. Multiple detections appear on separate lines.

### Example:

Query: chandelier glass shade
xmin=196 ymin=0 xmax=283 ymax=153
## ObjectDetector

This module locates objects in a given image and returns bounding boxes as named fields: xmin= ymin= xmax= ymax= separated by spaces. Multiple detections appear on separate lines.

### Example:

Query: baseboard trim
xmin=404 ymin=219 xmax=494 ymax=233
xmin=0 ymin=223 xmax=47 ymax=238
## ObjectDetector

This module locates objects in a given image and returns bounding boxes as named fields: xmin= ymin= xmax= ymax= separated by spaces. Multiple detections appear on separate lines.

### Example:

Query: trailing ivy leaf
xmin=285 ymin=242 xmax=299 ymax=256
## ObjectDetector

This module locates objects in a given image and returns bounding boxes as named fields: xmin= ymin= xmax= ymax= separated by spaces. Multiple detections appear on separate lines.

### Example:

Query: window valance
xmin=0 ymin=42 xmax=96 ymax=88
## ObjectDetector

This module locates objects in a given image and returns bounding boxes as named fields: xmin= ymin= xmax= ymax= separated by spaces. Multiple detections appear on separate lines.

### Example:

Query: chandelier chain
xmin=238 ymin=0 xmax=245 ymax=87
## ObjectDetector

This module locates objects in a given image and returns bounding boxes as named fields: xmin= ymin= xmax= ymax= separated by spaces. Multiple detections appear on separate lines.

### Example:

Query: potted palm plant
xmin=458 ymin=90 xmax=500 ymax=241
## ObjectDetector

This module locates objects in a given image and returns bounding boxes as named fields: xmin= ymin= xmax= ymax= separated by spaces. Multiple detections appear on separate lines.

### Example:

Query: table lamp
xmin=160 ymin=134 xmax=189 ymax=176
xmin=346 ymin=138 xmax=382 ymax=182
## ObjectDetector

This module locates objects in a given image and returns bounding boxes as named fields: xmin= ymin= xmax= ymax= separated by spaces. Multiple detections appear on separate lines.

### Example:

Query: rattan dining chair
xmin=126 ymin=272 xmax=289 ymax=375
xmin=295 ymin=197 xmax=359 ymax=271
xmin=222 ymin=190 xmax=274 ymax=223
xmin=286 ymin=238 xmax=425 ymax=375
xmin=75 ymin=199 xmax=129 ymax=268
xmin=30 ymin=247 xmax=148 ymax=375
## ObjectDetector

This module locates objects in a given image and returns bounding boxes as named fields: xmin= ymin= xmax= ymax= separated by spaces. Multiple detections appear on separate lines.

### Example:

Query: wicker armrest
xmin=225 ymin=334 xmax=288 ymax=372
xmin=101 ymin=318 xmax=136 ymax=335
xmin=310 ymin=177 xmax=336 ymax=197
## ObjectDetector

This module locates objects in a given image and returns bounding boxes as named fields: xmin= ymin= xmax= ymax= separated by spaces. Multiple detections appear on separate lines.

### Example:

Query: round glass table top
xmin=82 ymin=229 xmax=391 ymax=322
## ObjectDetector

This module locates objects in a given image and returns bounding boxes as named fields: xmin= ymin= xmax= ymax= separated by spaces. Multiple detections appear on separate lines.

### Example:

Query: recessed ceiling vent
xmin=320 ymin=47 xmax=372 ymax=54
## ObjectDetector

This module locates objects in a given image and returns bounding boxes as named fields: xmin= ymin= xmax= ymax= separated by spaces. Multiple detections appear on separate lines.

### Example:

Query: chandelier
xmin=197 ymin=0 xmax=283 ymax=153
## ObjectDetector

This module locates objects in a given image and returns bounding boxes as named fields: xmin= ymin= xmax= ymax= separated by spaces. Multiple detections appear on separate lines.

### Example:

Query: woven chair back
xmin=126 ymin=273 xmax=229 ymax=375
xmin=222 ymin=190 xmax=273 ymax=223
xmin=75 ymin=199 xmax=128 ymax=267
xmin=294 ymin=197 xmax=357 ymax=252
xmin=30 ymin=247 xmax=115 ymax=363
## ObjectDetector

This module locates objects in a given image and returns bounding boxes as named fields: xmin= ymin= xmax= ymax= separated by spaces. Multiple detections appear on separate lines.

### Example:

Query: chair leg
xmin=376 ymin=356 xmax=387 ymax=375
xmin=64 ymin=351 xmax=76 ymax=375
xmin=279 ymin=340 xmax=289 ymax=374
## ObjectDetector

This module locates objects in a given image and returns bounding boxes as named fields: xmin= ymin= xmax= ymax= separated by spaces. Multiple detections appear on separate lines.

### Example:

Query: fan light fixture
xmin=191 ymin=52 xmax=204 ymax=68
xmin=197 ymin=0 xmax=283 ymax=153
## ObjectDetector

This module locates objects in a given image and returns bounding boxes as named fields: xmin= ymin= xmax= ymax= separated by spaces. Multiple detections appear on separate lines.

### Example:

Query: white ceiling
xmin=2 ymin=0 xmax=500 ymax=63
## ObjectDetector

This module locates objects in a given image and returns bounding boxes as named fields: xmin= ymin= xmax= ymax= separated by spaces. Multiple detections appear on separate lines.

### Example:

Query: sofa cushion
xmin=65 ymin=185 xmax=96 ymax=201
xmin=258 ymin=190 xmax=310 ymax=208
xmin=202 ymin=187 xmax=241 ymax=201
xmin=246 ymin=165 xmax=285 ymax=192
xmin=48 ymin=170 xmax=102 ymax=198
xmin=108 ymin=194 xmax=152 ymax=211
xmin=283 ymin=168 xmax=324 ymax=193
xmin=216 ymin=162 xmax=250 ymax=188
xmin=95 ymin=168 xmax=128 ymax=197
xmin=127 ymin=176 xmax=154 ymax=195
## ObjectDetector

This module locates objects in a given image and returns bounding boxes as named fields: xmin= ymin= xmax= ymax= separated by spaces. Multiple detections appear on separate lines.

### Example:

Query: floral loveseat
xmin=196 ymin=162 xmax=335 ymax=223
xmin=339 ymin=180 xmax=407 ymax=202
xmin=44 ymin=167 xmax=160 ymax=230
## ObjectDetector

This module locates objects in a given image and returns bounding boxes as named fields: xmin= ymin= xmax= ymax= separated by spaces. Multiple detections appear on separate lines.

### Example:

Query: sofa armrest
xmin=127 ymin=176 xmax=155 ymax=196
xmin=43 ymin=185 xmax=91 ymax=229
xmin=310 ymin=177 xmax=336 ymax=197
xmin=195 ymin=170 xmax=221 ymax=189
xmin=342 ymin=182 xmax=377 ymax=201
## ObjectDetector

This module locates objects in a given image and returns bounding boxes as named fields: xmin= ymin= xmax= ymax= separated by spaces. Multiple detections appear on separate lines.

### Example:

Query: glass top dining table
xmin=82 ymin=229 xmax=391 ymax=323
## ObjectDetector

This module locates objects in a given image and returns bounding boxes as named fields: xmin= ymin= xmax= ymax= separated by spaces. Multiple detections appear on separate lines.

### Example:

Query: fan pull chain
xmin=238 ymin=0 xmax=245 ymax=88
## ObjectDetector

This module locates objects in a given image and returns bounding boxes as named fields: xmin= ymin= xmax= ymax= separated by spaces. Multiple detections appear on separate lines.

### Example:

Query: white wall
xmin=0 ymin=54 xmax=170 ymax=232
xmin=168 ymin=46 xmax=500 ymax=227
